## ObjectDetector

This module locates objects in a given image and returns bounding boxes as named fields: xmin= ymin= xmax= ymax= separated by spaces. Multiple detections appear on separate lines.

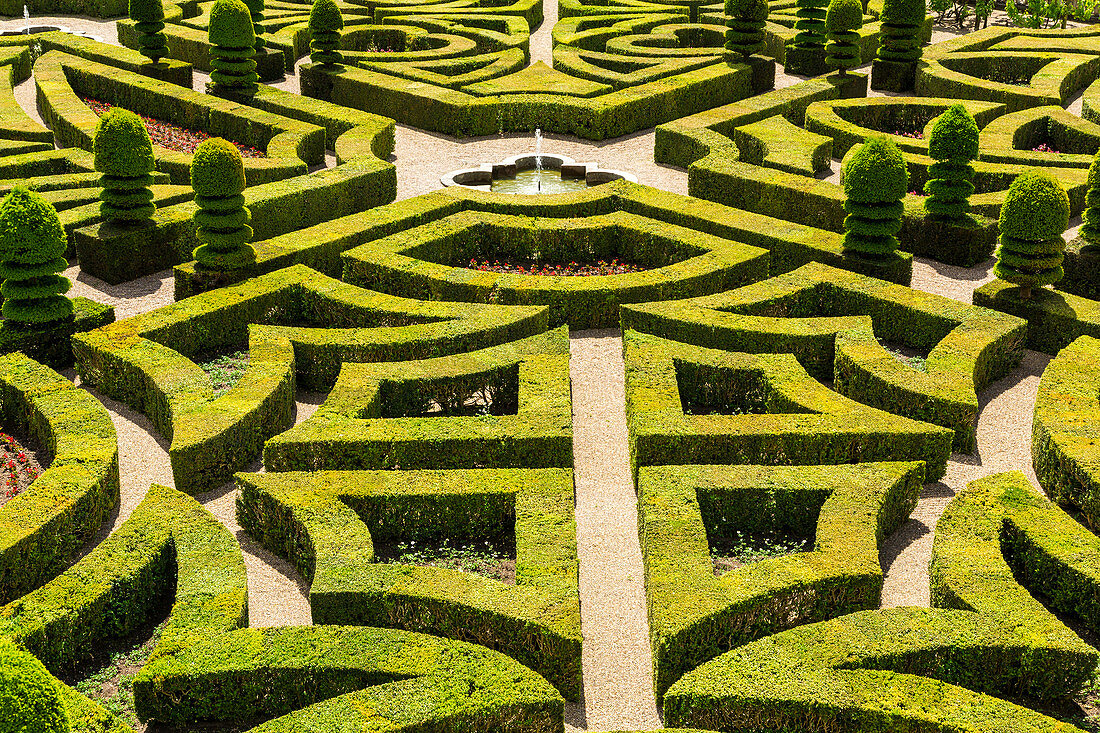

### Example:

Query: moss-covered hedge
xmin=973 ymin=278 xmax=1100 ymax=354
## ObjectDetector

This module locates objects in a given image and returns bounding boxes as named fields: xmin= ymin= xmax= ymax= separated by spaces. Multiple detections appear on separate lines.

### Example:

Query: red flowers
xmin=83 ymin=98 xmax=266 ymax=158
xmin=466 ymin=258 xmax=646 ymax=277
xmin=0 ymin=429 xmax=41 ymax=504
xmin=1032 ymin=143 xmax=1061 ymax=154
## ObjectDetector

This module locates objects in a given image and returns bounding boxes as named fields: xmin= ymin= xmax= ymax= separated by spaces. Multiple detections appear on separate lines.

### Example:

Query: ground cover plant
xmin=83 ymin=98 xmax=266 ymax=157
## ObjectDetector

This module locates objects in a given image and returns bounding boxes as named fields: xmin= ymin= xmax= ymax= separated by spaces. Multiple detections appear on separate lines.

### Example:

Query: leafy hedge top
xmin=999 ymin=171 xmax=1069 ymax=241
xmin=0 ymin=188 xmax=66 ymax=265
xmin=880 ymin=0 xmax=925 ymax=25
xmin=1089 ymin=150 xmax=1100 ymax=190
xmin=843 ymin=137 xmax=907 ymax=203
xmin=209 ymin=0 xmax=255 ymax=47
xmin=129 ymin=0 xmax=165 ymax=23
xmin=0 ymin=637 xmax=69 ymax=733
xmin=93 ymin=107 xmax=155 ymax=177
xmin=826 ymin=0 xmax=863 ymax=32
xmin=191 ymin=138 xmax=247 ymax=197
xmin=928 ymin=104 xmax=979 ymax=162
xmin=726 ymin=0 xmax=769 ymax=20
xmin=309 ymin=0 xmax=344 ymax=32
xmin=242 ymin=0 xmax=263 ymax=18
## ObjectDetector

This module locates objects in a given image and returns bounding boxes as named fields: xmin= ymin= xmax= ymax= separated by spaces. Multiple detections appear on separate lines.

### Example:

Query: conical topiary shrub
xmin=309 ymin=0 xmax=344 ymax=66
xmin=842 ymin=137 xmax=908 ymax=262
xmin=129 ymin=0 xmax=168 ymax=63
xmin=871 ymin=0 xmax=923 ymax=90
xmin=725 ymin=0 xmax=768 ymax=60
xmin=0 ymin=188 xmax=73 ymax=326
xmin=786 ymin=0 xmax=828 ymax=75
xmin=93 ymin=107 xmax=156 ymax=225
xmin=923 ymin=103 xmax=979 ymax=224
xmin=994 ymin=171 xmax=1069 ymax=299
xmin=191 ymin=138 xmax=255 ymax=271
xmin=208 ymin=0 xmax=258 ymax=95
xmin=0 ymin=638 xmax=69 ymax=733
xmin=243 ymin=0 xmax=265 ymax=52
xmin=825 ymin=0 xmax=861 ymax=75
xmin=1079 ymin=151 xmax=1100 ymax=249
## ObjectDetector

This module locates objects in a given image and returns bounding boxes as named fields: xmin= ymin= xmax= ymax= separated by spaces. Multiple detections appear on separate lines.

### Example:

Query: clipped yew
xmin=994 ymin=171 xmax=1069 ymax=299
xmin=309 ymin=0 xmax=344 ymax=66
xmin=1079 ymin=151 xmax=1100 ymax=248
xmin=841 ymin=137 xmax=908 ymax=261
xmin=208 ymin=0 xmax=258 ymax=94
xmin=129 ymin=0 xmax=168 ymax=63
xmin=825 ymin=0 xmax=862 ymax=75
xmin=191 ymin=138 xmax=255 ymax=271
xmin=0 ymin=188 xmax=73 ymax=326
xmin=876 ymin=0 xmax=924 ymax=63
xmin=93 ymin=108 xmax=156 ymax=225
xmin=924 ymin=103 xmax=979 ymax=223
xmin=0 ymin=638 xmax=69 ymax=733
xmin=725 ymin=0 xmax=768 ymax=60
xmin=792 ymin=0 xmax=828 ymax=52
xmin=243 ymin=0 xmax=266 ymax=51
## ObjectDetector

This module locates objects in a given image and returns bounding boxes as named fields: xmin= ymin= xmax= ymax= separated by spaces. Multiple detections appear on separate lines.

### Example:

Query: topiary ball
xmin=0 ymin=638 xmax=70 ymax=733
xmin=880 ymin=0 xmax=924 ymax=26
xmin=0 ymin=188 xmax=67 ymax=267
xmin=928 ymin=103 xmax=979 ymax=162
xmin=826 ymin=0 xmax=862 ymax=32
xmin=999 ymin=170 xmax=1070 ymax=241
xmin=843 ymin=137 xmax=908 ymax=203
xmin=209 ymin=0 xmax=255 ymax=48
xmin=727 ymin=0 xmax=769 ymax=20
xmin=310 ymin=0 xmax=343 ymax=32
xmin=129 ymin=0 xmax=164 ymax=23
xmin=93 ymin=108 xmax=154 ymax=177
xmin=191 ymin=138 xmax=246 ymax=198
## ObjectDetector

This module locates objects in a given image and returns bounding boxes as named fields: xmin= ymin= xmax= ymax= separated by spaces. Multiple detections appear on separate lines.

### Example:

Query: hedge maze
xmin=7 ymin=4 xmax=1100 ymax=733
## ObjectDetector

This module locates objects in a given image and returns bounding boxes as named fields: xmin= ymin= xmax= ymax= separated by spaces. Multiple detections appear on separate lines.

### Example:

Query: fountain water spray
xmin=23 ymin=5 xmax=29 ymax=33
xmin=535 ymin=127 xmax=542 ymax=192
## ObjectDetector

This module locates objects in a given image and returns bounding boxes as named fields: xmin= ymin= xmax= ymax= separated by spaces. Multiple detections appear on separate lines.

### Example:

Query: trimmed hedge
xmin=73 ymin=264 xmax=549 ymax=493
xmin=974 ymin=277 xmax=1100 ymax=354
xmin=731 ymin=114 xmax=832 ymax=176
xmin=640 ymin=461 xmax=923 ymax=696
xmin=237 ymin=467 xmax=581 ymax=698
xmin=623 ymin=330 xmax=955 ymax=479
xmin=0 ymin=631 xmax=69 ymax=732
xmin=624 ymin=261 xmax=1025 ymax=452
xmin=309 ymin=0 xmax=344 ymax=66
xmin=190 ymin=137 xmax=255 ymax=271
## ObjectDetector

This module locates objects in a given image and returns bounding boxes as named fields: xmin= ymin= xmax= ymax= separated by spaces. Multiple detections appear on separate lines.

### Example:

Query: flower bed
xmin=466 ymin=258 xmax=648 ymax=276
xmin=0 ymin=429 xmax=42 ymax=508
xmin=81 ymin=98 xmax=265 ymax=158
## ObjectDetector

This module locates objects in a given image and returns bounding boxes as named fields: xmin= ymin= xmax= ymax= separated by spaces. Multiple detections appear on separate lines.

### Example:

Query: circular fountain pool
xmin=441 ymin=153 xmax=637 ymax=194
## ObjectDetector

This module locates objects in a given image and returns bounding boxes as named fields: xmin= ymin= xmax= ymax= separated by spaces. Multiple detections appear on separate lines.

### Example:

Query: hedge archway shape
xmin=92 ymin=107 xmax=156 ymax=225
xmin=0 ymin=188 xmax=73 ymax=327
xmin=994 ymin=170 xmax=1069 ymax=298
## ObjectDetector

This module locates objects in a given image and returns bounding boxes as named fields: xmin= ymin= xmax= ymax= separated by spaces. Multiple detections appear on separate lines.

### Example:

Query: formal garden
xmin=2 ymin=0 xmax=1100 ymax=727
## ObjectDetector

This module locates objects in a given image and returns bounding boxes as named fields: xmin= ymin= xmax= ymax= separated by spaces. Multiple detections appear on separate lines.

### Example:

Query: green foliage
xmin=995 ymin=171 xmax=1069 ymax=291
xmin=190 ymin=138 xmax=254 ymax=270
xmin=129 ymin=0 xmax=167 ymax=62
xmin=242 ymin=0 xmax=265 ymax=50
xmin=309 ymin=0 xmax=344 ymax=66
xmin=725 ymin=0 xmax=768 ymax=59
xmin=0 ymin=637 xmax=69 ymax=733
xmin=1007 ymin=0 xmax=1100 ymax=28
xmin=923 ymin=104 xmax=978 ymax=223
xmin=876 ymin=0 xmax=923 ymax=62
xmin=93 ymin=108 xmax=156 ymax=224
xmin=1080 ymin=150 xmax=1100 ymax=246
xmin=842 ymin=137 xmax=907 ymax=259
xmin=928 ymin=103 xmax=979 ymax=162
xmin=825 ymin=0 xmax=861 ymax=72
xmin=208 ymin=0 xmax=258 ymax=93
xmin=792 ymin=0 xmax=828 ymax=49
xmin=0 ymin=188 xmax=72 ymax=326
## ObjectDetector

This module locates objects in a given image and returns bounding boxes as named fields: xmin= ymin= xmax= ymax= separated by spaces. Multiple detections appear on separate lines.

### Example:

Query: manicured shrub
xmin=923 ymin=104 xmax=979 ymax=223
xmin=825 ymin=0 xmax=862 ymax=75
xmin=129 ymin=0 xmax=168 ymax=63
xmin=208 ymin=0 xmax=258 ymax=94
xmin=0 ymin=188 xmax=73 ymax=327
xmin=191 ymin=138 xmax=255 ymax=271
xmin=725 ymin=0 xmax=768 ymax=60
xmin=309 ymin=0 xmax=344 ymax=66
xmin=93 ymin=107 xmax=156 ymax=225
xmin=876 ymin=0 xmax=924 ymax=63
xmin=1079 ymin=150 xmax=1100 ymax=248
xmin=841 ymin=137 xmax=907 ymax=261
xmin=0 ymin=637 xmax=69 ymax=733
xmin=243 ymin=0 xmax=265 ymax=52
xmin=792 ymin=0 xmax=828 ymax=53
xmin=994 ymin=171 xmax=1069 ymax=298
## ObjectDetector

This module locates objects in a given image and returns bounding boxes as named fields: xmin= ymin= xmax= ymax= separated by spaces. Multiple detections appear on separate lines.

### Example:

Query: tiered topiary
xmin=208 ymin=0 xmax=258 ymax=95
xmin=93 ymin=107 xmax=156 ymax=226
xmin=1079 ymin=151 xmax=1100 ymax=248
xmin=786 ymin=0 xmax=829 ymax=75
xmin=243 ymin=0 xmax=265 ymax=52
xmin=994 ymin=171 xmax=1069 ymax=300
xmin=871 ymin=0 xmax=924 ymax=90
xmin=191 ymin=138 xmax=256 ymax=272
xmin=309 ymin=0 xmax=344 ymax=66
xmin=825 ymin=0 xmax=862 ymax=75
xmin=841 ymin=137 xmax=908 ymax=263
xmin=129 ymin=0 xmax=168 ymax=63
xmin=923 ymin=104 xmax=979 ymax=224
xmin=0 ymin=188 xmax=73 ymax=327
xmin=725 ymin=0 xmax=768 ymax=61
xmin=0 ymin=637 xmax=69 ymax=733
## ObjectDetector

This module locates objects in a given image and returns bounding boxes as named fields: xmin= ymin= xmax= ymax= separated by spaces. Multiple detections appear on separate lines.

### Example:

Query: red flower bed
xmin=0 ymin=429 xmax=42 ymax=508
xmin=82 ymin=98 xmax=266 ymax=158
xmin=466 ymin=258 xmax=648 ymax=276
xmin=1032 ymin=142 xmax=1061 ymax=153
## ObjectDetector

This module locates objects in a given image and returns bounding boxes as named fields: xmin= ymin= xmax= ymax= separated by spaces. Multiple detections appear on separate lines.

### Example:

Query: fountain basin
xmin=441 ymin=154 xmax=637 ymax=194
xmin=0 ymin=24 xmax=68 ymax=34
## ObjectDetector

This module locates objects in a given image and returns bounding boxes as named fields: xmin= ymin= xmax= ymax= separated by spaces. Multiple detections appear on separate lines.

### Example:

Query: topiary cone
xmin=923 ymin=103 xmax=979 ymax=223
xmin=792 ymin=0 xmax=828 ymax=49
xmin=0 ymin=637 xmax=70 ymax=733
xmin=725 ymin=0 xmax=768 ymax=60
xmin=309 ymin=0 xmax=344 ymax=66
xmin=208 ymin=0 xmax=258 ymax=94
xmin=191 ymin=138 xmax=255 ymax=271
xmin=130 ymin=0 xmax=168 ymax=63
xmin=994 ymin=170 xmax=1069 ymax=299
xmin=876 ymin=0 xmax=924 ymax=62
xmin=825 ymin=0 xmax=861 ymax=75
xmin=1079 ymin=151 xmax=1100 ymax=248
xmin=0 ymin=188 xmax=73 ymax=327
xmin=842 ymin=137 xmax=908 ymax=261
xmin=93 ymin=107 xmax=156 ymax=225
